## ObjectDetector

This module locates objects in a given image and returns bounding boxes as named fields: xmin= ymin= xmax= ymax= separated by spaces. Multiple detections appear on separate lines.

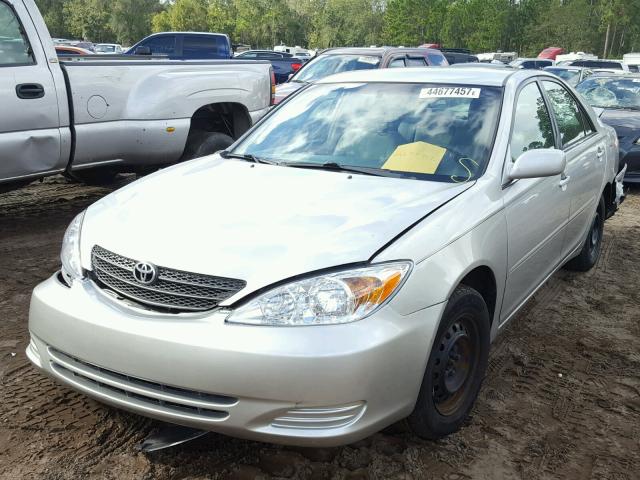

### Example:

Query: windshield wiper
xmin=220 ymin=151 xmax=279 ymax=165
xmin=282 ymin=161 xmax=392 ymax=177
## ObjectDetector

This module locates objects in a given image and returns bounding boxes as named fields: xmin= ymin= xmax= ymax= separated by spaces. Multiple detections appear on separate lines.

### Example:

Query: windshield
xmin=292 ymin=54 xmax=381 ymax=83
xmin=234 ymin=82 xmax=502 ymax=183
xmin=95 ymin=45 xmax=115 ymax=53
xmin=546 ymin=68 xmax=581 ymax=85
xmin=576 ymin=77 xmax=640 ymax=109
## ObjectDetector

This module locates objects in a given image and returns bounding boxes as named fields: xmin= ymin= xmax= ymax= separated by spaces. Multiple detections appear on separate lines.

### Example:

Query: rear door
xmin=541 ymin=80 xmax=605 ymax=257
xmin=0 ymin=0 xmax=63 ymax=182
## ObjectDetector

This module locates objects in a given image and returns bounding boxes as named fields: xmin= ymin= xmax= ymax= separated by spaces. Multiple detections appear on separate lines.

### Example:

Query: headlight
xmin=226 ymin=261 xmax=412 ymax=326
xmin=60 ymin=211 xmax=85 ymax=284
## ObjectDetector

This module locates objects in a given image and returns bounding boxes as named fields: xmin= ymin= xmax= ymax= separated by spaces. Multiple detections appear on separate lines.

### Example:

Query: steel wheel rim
xmin=432 ymin=315 xmax=480 ymax=417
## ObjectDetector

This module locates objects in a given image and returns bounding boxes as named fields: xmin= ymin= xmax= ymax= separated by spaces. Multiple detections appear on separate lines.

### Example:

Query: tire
xmin=564 ymin=196 xmax=605 ymax=272
xmin=407 ymin=285 xmax=490 ymax=440
xmin=72 ymin=168 xmax=119 ymax=186
xmin=181 ymin=131 xmax=234 ymax=161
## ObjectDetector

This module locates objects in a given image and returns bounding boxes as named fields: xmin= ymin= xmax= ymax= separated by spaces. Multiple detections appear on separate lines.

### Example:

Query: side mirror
xmin=509 ymin=148 xmax=566 ymax=180
xmin=135 ymin=46 xmax=151 ymax=55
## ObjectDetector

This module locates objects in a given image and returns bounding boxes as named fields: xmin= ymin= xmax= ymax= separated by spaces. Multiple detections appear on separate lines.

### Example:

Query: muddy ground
xmin=0 ymin=176 xmax=639 ymax=480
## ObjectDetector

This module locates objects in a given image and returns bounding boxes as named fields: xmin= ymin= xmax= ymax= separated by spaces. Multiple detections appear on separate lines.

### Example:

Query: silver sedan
xmin=28 ymin=67 xmax=621 ymax=446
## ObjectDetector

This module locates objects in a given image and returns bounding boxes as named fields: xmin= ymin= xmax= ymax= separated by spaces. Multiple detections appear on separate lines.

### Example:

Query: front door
xmin=500 ymin=80 xmax=571 ymax=324
xmin=0 ymin=0 xmax=63 ymax=182
xmin=541 ymin=80 xmax=606 ymax=256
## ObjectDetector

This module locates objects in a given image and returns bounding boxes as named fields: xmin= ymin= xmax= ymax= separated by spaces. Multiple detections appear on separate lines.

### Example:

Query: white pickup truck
xmin=0 ymin=0 xmax=272 ymax=192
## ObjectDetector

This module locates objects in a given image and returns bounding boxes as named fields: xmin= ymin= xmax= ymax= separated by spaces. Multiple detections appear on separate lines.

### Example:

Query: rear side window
xmin=142 ymin=35 xmax=176 ymax=55
xmin=0 ymin=1 xmax=34 ymax=66
xmin=427 ymin=53 xmax=447 ymax=66
xmin=389 ymin=58 xmax=405 ymax=68
xmin=510 ymin=82 xmax=555 ymax=160
xmin=183 ymin=35 xmax=230 ymax=59
xmin=542 ymin=81 xmax=587 ymax=147
xmin=574 ymin=60 xmax=622 ymax=70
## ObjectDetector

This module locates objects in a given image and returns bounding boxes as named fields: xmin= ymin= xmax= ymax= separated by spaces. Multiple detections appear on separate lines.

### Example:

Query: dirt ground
xmin=1 ymin=176 xmax=639 ymax=480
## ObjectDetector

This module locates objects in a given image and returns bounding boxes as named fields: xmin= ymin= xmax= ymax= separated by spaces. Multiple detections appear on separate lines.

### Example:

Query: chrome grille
xmin=91 ymin=245 xmax=246 ymax=312
xmin=49 ymin=348 xmax=235 ymax=422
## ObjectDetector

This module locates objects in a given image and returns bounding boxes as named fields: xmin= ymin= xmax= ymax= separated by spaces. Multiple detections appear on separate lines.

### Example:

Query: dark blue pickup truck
xmin=127 ymin=32 xmax=233 ymax=59
xmin=235 ymin=50 xmax=303 ymax=84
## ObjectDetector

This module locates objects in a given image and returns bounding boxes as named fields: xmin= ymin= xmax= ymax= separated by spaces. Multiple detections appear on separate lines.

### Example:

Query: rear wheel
xmin=564 ymin=196 xmax=605 ymax=272
xmin=407 ymin=285 xmax=490 ymax=439
xmin=181 ymin=131 xmax=234 ymax=161
xmin=72 ymin=168 xmax=119 ymax=186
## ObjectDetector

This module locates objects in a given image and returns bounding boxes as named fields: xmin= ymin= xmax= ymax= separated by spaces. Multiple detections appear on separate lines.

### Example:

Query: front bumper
xmin=27 ymin=274 xmax=444 ymax=446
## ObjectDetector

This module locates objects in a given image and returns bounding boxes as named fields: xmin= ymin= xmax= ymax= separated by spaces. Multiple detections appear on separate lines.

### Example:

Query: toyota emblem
xmin=133 ymin=261 xmax=158 ymax=285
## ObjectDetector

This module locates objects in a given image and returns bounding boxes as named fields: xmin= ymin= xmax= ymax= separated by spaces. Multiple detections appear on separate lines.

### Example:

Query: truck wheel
xmin=182 ymin=131 xmax=234 ymax=160
xmin=72 ymin=168 xmax=119 ymax=186
xmin=407 ymin=285 xmax=490 ymax=440
xmin=564 ymin=196 xmax=605 ymax=272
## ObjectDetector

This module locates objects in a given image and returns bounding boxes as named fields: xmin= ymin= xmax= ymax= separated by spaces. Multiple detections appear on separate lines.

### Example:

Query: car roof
xmin=321 ymin=47 xmax=441 ymax=57
xmin=545 ymin=65 xmax=585 ymax=71
xmin=317 ymin=66 xmax=523 ymax=87
xmin=144 ymin=32 xmax=228 ymax=37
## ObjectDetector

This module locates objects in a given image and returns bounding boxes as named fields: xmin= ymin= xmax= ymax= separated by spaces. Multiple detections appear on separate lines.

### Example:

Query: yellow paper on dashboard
xmin=383 ymin=142 xmax=446 ymax=174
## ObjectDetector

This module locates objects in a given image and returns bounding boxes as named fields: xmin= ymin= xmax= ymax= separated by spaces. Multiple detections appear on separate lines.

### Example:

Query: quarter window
xmin=542 ymin=81 xmax=587 ymax=147
xmin=0 ymin=1 xmax=34 ymax=66
xmin=510 ymin=82 xmax=555 ymax=160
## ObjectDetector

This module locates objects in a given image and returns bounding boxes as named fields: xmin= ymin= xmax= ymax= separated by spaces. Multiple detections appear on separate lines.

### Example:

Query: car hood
xmin=597 ymin=108 xmax=640 ymax=146
xmin=81 ymin=156 xmax=473 ymax=304
xmin=274 ymin=81 xmax=305 ymax=103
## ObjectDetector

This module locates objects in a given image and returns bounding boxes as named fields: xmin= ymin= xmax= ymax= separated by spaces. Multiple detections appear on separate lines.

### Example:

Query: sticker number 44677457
xmin=419 ymin=87 xmax=481 ymax=99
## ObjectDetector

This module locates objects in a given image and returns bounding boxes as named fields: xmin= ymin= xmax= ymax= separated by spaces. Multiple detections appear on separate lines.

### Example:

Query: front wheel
xmin=181 ymin=131 xmax=234 ymax=161
xmin=564 ymin=196 xmax=605 ymax=272
xmin=407 ymin=285 xmax=490 ymax=439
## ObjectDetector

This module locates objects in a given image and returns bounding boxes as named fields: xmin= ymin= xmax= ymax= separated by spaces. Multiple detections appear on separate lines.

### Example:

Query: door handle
xmin=16 ymin=83 xmax=45 ymax=99
xmin=559 ymin=175 xmax=571 ymax=189
xmin=596 ymin=146 xmax=605 ymax=160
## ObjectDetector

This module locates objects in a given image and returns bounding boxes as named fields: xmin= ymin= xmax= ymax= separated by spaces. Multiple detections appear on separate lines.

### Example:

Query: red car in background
xmin=538 ymin=47 xmax=564 ymax=60
xmin=54 ymin=45 xmax=94 ymax=57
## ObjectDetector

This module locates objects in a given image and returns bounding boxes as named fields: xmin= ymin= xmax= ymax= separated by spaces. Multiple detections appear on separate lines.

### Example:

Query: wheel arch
xmin=188 ymin=102 xmax=252 ymax=140
xmin=457 ymin=265 xmax=498 ymax=327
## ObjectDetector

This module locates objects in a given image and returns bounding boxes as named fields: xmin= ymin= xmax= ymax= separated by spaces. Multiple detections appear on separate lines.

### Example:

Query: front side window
xmin=234 ymin=82 xmax=503 ymax=183
xmin=0 ymin=1 xmax=34 ymax=66
xmin=142 ymin=35 xmax=176 ymax=55
xmin=542 ymin=81 xmax=587 ymax=146
xmin=292 ymin=54 xmax=381 ymax=83
xmin=510 ymin=82 xmax=555 ymax=160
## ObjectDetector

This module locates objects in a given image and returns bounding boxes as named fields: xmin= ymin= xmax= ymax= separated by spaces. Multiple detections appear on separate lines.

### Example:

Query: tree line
xmin=36 ymin=0 xmax=640 ymax=57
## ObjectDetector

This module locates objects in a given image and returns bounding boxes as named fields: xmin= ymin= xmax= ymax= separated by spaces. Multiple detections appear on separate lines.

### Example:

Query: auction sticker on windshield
xmin=420 ymin=87 xmax=481 ymax=99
